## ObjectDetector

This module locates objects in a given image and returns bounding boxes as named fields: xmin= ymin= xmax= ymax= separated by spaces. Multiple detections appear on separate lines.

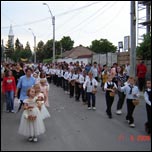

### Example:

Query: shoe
xmin=116 ymin=110 xmax=122 ymax=115
xmin=88 ymin=107 xmax=91 ymax=110
xmin=92 ymin=107 xmax=96 ymax=110
xmin=108 ymin=115 xmax=112 ymax=119
xmin=127 ymin=120 xmax=130 ymax=124
xmin=28 ymin=137 xmax=33 ymax=142
xmin=129 ymin=123 xmax=135 ymax=128
xmin=11 ymin=110 xmax=15 ymax=113
xmin=33 ymin=137 xmax=38 ymax=142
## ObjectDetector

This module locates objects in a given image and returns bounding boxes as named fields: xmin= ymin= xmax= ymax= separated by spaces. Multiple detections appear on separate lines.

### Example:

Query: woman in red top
xmin=136 ymin=60 xmax=147 ymax=91
xmin=2 ymin=70 xmax=16 ymax=113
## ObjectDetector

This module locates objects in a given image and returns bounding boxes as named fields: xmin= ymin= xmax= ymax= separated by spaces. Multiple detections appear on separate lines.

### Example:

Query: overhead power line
xmin=1 ymin=1 xmax=101 ymax=29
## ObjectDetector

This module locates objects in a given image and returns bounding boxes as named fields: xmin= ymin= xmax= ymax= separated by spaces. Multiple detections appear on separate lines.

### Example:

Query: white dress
xmin=40 ymin=85 xmax=49 ymax=107
xmin=18 ymin=98 xmax=45 ymax=137
xmin=36 ymin=93 xmax=51 ymax=120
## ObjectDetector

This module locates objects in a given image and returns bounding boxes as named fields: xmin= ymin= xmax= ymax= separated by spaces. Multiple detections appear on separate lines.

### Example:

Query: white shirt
xmin=64 ymin=71 xmax=69 ymax=80
xmin=68 ymin=73 xmax=77 ymax=81
xmin=83 ymin=77 xmax=98 ymax=92
xmin=119 ymin=85 xmax=140 ymax=100
xmin=90 ymin=66 xmax=98 ymax=78
xmin=50 ymin=68 xmax=56 ymax=75
xmin=104 ymin=81 xmax=117 ymax=90
xmin=144 ymin=88 xmax=151 ymax=106
xmin=75 ymin=73 xmax=84 ymax=84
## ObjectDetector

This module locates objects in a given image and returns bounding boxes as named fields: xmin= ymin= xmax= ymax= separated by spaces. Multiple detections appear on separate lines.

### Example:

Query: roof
xmin=62 ymin=45 xmax=96 ymax=59
xmin=8 ymin=24 xmax=14 ymax=36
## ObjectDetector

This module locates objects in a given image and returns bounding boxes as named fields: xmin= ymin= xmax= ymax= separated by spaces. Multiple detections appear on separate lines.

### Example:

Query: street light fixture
xmin=28 ymin=28 xmax=36 ymax=63
xmin=43 ymin=2 xmax=55 ymax=63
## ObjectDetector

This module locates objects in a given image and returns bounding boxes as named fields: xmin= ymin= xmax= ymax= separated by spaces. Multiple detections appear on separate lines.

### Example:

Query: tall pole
xmin=130 ymin=1 xmax=136 ymax=77
xmin=53 ymin=16 xmax=55 ymax=63
xmin=29 ymin=28 xmax=36 ymax=63
xmin=34 ymin=35 xmax=36 ymax=63
xmin=43 ymin=3 xmax=55 ymax=63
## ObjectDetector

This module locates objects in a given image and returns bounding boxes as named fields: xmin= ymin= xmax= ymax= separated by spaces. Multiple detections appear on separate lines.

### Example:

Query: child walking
xmin=83 ymin=72 xmax=98 ymax=110
xmin=118 ymin=77 xmax=140 ymax=128
xmin=39 ymin=79 xmax=49 ymax=107
xmin=34 ymin=83 xmax=50 ymax=120
xmin=104 ymin=75 xmax=117 ymax=118
xmin=18 ymin=87 xmax=45 ymax=142
xmin=144 ymin=80 xmax=151 ymax=134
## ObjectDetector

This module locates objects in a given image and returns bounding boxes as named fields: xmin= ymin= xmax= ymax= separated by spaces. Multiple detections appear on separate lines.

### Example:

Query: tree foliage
xmin=20 ymin=42 xmax=32 ymax=60
xmin=60 ymin=36 xmax=74 ymax=51
xmin=136 ymin=32 xmax=151 ymax=60
xmin=36 ymin=40 xmax=45 ymax=63
xmin=89 ymin=38 xmax=117 ymax=54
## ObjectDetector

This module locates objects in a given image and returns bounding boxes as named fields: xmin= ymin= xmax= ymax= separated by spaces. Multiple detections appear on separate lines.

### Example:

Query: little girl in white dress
xmin=40 ymin=79 xmax=49 ymax=107
xmin=18 ymin=87 xmax=45 ymax=142
xmin=34 ymin=83 xmax=50 ymax=120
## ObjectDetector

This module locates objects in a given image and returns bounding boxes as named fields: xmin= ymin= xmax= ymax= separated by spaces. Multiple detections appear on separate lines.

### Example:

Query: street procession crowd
xmin=1 ymin=60 xmax=151 ymax=142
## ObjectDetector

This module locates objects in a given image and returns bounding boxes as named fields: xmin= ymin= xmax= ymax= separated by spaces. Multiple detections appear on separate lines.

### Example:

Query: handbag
xmin=132 ymin=99 xmax=140 ymax=106
xmin=110 ymin=92 xmax=115 ymax=97
xmin=92 ymin=88 xmax=97 ymax=94
xmin=14 ymin=97 xmax=20 ymax=112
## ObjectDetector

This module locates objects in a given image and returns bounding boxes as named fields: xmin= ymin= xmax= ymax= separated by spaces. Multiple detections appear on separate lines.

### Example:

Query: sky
xmin=1 ymin=1 xmax=147 ymax=51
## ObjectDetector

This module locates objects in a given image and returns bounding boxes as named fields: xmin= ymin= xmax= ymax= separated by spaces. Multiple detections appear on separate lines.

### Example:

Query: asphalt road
xmin=1 ymin=83 xmax=151 ymax=151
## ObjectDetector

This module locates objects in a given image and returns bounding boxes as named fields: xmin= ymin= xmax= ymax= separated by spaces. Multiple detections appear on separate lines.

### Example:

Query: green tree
xmin=43 ymin=39 xmax=53 ymax=59
xmin=136 ymin=32 xmax=151 ymax=60
xmin=20 ymin=42 xmax=32 ymax=61
xmin=5 ymin=39 xmax=14 ymax=59
xmin=60 ymin=36 xmax=74 ymax=51
xmin=89 ymin=38 xmax=117 ymax=54
xmin=12 ymin=38 xmax=23 ymax=62
xmin=36 ymin=40 xmax=45 ymax=63
xmin=55 ymin=41 xmax=62 ymax=56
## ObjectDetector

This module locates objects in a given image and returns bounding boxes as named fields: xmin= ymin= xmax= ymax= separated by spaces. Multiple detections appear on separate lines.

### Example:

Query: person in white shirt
xmin=83 ymin=71 xmax=98 ymax=110
xmin=68 ymin=69 xmax=76 ymax=98
xmin=75 ymin=67 xmax=84 ymax=101
xmin=118 ymin=77 xmax=140 ymax=128
xmin=90 ymin=62 xmax=98 ymax=81
xmin=144 ymin=80 xmax=151 ymax=134
xmin=104 ymin=75 xmax=117 ymax=118
xmin=56 ymin=66 xmax=63 ymax=87
xmin=82 ymin=70 xmax=89 ymax=104
xmin=63 ymin=67 xmax=70 ymax=93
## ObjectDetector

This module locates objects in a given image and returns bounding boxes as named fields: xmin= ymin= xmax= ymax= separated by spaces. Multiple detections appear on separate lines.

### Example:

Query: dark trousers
xmin=117 ymin=91 xmax=126 ymax=110
xmin=64 ymin=80 xmax=69 ymax=91
xmin=82 ymin=87 xmax=87 ymax=102
xmin=75 ymin=83 xmax=81 ymax=100
xmin=105 ymin=94 xmax=114 ymax=116
xmin=57 ymin=77 xmax=62 ymax=87
xmin=126 ymin=99 xmax=135 ymax=124
xmin=145 ymin=104 xmax=151 ymax=133
xmin=62 ymin=78 xmax=65 ymax=90
xmin=138 ymin=77 xmax=145 ymax=91
xmin=46 ymin=74 xmax=51 ymax=83
xmin=53 ymin=74 xmax=57 ymax=85
xmin=87 ymin=92 xmax=96 ymax=107
xmin=18 ymin=100 xmax=24 ymax=112
xmin=69 ymin=83 xmax=74 ymax=97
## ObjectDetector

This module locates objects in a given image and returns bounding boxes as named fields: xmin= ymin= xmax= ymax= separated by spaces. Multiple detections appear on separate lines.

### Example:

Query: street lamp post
xmin=29 ymin=28 xmax=36 ymax=63
xmin=43 ymin=2 xmax=55 ymax=63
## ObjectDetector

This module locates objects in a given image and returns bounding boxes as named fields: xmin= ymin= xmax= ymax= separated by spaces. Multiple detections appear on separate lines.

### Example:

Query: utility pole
xmin=29 ymin=28 xmax=36 ymax=63
xmin=43 ymin=3 xmax=55 ymax=63
xmin=130 ymin=1 xmax=136 ymax=77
